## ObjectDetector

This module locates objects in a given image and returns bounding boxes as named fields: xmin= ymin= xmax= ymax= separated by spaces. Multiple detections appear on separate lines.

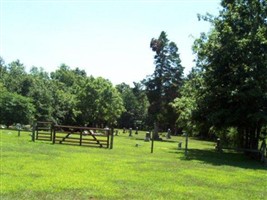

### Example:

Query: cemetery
xmin=1 ymin=0 xmax=267 ymax=199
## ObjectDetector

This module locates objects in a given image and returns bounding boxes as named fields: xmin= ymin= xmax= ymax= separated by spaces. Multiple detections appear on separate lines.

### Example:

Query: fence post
xmin=36 ymin=122 xmax=39 ymax=140
xmin=185 ymin=132 xmax=188 ymax=157
xmin=79 ymin=131 xmax=82 ymax=146
xmin=151 ymin=131 xmax=154 ymax=153
xmin=32 ymin=122 xmax=36 ymax=142
xmin=50 ymin=122 xmax=54 ymax=141
xmin=106 ymin=129 xmax=110 ymax=148
xmin=110 ymin=127 xmax=114 ymax=149
xmin=52 ymin=126 xmax=56 ymax=144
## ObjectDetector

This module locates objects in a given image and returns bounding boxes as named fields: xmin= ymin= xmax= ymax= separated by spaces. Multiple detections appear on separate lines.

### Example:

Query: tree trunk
xmin=250 ymin=125 xmax=261 ymax=150
xmin=153 ymin=121 xmax=160 ymax=140
xmin=239 ymin=125 xmax=261 ymax=150
xmin=237 ymin=128 xmax=245 ymax=148
xmin=245 ymin=128 xmax=249 ymax=149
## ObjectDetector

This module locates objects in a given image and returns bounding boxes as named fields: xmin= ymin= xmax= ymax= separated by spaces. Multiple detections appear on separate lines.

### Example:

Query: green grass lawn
xmin=1 ymin=129 xmax=266 ymax=200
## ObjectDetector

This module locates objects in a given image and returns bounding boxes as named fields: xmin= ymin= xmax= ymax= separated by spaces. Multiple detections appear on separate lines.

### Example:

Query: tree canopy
xmin=0 ymin=61 xmax=125 ymax=127
xmin=192 ymin=0 xmax=267 ymax=149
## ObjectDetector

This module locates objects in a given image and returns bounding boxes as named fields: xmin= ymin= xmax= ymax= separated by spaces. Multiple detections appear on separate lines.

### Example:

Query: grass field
xmin=1 ymin=129 xmax=266 ymax=200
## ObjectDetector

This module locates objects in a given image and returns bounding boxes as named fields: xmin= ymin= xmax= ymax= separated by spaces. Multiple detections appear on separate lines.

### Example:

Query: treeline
xmin=0 ymin=33 xmax=183 ymax=132
xmin=0 ymin=60 xmax=124 ymax=127
xmin=1 ymin=0 xmax=267 ymax=151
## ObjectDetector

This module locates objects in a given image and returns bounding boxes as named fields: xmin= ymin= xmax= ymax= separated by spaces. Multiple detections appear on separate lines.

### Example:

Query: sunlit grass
xmin=1 ymin=129 xmax=266 ymax=199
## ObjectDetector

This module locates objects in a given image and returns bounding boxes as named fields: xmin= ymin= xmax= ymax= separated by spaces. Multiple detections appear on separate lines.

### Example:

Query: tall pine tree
xmin=144 ymin=31 xmax=184 ymax=138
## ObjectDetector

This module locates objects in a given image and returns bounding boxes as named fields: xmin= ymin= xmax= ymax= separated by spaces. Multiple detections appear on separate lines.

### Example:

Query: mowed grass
xmin=1 ymin=130 xmax=266 ymax=200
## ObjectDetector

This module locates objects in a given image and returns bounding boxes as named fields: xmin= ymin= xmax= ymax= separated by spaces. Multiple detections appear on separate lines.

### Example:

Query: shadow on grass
xmin=134 ymin=137 xmax=178 ymax=143
xmin=173 ymin=148 xmax=266 ymax=170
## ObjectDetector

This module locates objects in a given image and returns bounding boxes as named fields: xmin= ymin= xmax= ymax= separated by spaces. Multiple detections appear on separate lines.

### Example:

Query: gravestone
xmin=16 ymin=123 xmax=22 ymax=137
xmin=16 ymin=123 xmax=22 ymax=130
xmin=178 ymin=142 xmax=182 ymax=149
xmin=215 ymin=138 xmax=222 ymax=152
xmin=135 ymin=127 xmax=138 ymax=135
xmin=129 ymin=128 xmax=132 ymax=137
xmin=166 ymin=128 xmax=171 ymax=139
xmin=144 ymin=132 xmax=150 ymax=142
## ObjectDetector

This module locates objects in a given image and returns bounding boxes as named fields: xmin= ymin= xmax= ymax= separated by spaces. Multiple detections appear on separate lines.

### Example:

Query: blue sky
xmin=1 ymin=0 xmax=221 ymax=85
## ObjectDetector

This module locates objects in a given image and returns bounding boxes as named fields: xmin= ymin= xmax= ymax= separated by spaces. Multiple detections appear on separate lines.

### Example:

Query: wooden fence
xmin=30 ymin=122 xmax=114 ymax=149
xmin=52 ymin=125 xmax=112 ymax=148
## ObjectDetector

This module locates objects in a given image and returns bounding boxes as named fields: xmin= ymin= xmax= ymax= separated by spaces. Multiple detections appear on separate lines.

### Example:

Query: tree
xmin=193 ymin=0 xmax=267 ymax=149
xmin=143 ymin=31 xmax=184 ymax=137
xmin=50 ymin=64 xmax=86 ymax=90
xmin=4 ymin=60 xmax=28 ymax=95
xmin=27 ymin=71 xmax=53 ymax=121
xmin=132 ymin=82 xmax=149 ymax=129
xmin=50 ymin=64 xmax=88 ymax=124
xmin=171 ymin=68 xmax=209 ymax=137
xmin=50 ymin=79 xmax=80 ymax=125
xmin=116 ymin=83 xmax=139 ymax=128
xmin=0 ymin=91 xmax=35 ymax=126
xmin=30 ymin=66 xmax=50 ymax=79
xmin=77 ymin=77 xmax=124 ymax=127
xmin=0 ymin=57 xmax=7 ymax=85
xmin=116 ymin=82 xmax=149 ymax=129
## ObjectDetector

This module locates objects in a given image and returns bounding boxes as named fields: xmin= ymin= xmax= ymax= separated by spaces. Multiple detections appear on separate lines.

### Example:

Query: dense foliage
xmin=171 ymin=68 xmax=207 ymax=137
xmin=0 ymin=87 xmax=35 ymax=127
xmin=0 ymin=59 xmax=125 ymax=127
xmin=116 ymin=82 xmax=149 ymax=129
xmin=178 ymin=0 xmax=267 ymax=149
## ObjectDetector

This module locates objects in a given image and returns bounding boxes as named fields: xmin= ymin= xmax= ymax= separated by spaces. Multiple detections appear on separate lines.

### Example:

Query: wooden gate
xmin=34 ymin=121 xmax=53 ymax=141
xmin=52 ymin=125 xmax=112 ymax=148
